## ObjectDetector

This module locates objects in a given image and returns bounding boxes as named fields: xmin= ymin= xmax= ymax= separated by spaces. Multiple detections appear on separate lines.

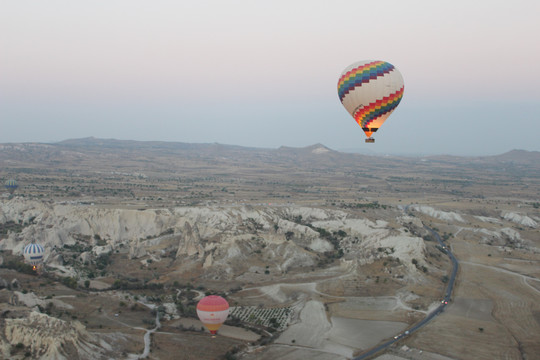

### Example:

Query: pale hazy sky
xmin=1 ymin=0 xmax=539 ymax=155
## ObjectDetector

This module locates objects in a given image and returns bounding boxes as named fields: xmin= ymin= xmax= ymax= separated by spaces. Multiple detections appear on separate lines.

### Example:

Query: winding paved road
xmin=353 ymin=213 xmax=459 ymax=359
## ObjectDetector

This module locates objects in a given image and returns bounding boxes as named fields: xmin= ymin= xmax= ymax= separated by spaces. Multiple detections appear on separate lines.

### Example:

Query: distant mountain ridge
xmin=57 ymin=137 xmax=258 ymax=151
xmin=488 ymin=149 xmax=540 ymax=163
xmin=1 ymin=138 xmax=539 ymax=172
xmin=53 ymin=138 xmax=540 ymax=159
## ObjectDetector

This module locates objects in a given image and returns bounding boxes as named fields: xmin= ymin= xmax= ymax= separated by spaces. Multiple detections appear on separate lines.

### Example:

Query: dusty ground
xmin=169 ymin=318 xmax=260 ymax=341
xmin=148 ymin=330 xmax=245 ymax=360
xmin=2 ymin=141 xmax=540 ymax=359
xmin=5 ymin=198 xmax=540 ymax=360
xmin=397 ymin=207 xmax=540 ymax=360
xmin=375 ymin=349 xmax=456 ymax=360
xmin=237 ymin=278 xmax=420 ymax=359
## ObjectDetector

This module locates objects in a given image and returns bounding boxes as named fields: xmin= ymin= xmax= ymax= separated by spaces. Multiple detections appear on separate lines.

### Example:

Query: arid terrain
xmin=1 ymin=138 xmax=539 ymax=360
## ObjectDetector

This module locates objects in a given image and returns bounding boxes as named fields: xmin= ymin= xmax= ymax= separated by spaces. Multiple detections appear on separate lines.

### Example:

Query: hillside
xmin=1 ymin=139 xmax=540 ymax=359
xmin=2 ymin=138 xmax=539 ymax=208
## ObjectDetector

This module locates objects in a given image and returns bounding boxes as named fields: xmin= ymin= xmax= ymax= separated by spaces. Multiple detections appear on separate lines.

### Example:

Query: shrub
xmin=62 ymin=277 xmax=77 ymax=289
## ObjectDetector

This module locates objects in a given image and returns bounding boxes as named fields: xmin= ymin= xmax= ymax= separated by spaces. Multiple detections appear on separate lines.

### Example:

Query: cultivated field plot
xmin=229 ymin=306 xmax=292 ymax=330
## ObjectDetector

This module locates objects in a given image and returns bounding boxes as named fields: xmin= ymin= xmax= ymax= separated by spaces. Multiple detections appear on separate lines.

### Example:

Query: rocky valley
xmin=1 ymin=139 xmax=539 ymax=359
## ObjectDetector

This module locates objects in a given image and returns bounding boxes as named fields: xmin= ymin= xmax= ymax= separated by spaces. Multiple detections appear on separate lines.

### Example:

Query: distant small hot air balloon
xmin=5 ymin=179 xmax=18 ymax=194
xmin=338 ymin=60 xmax=404 ymax=143
xmin=23 ymin=243 xmax=45 ymax=271
xmin=196 ymin=295 xmax=229 ymax=336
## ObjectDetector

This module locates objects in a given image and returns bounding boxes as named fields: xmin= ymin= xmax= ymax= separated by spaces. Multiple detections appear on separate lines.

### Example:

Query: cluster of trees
xmin=0 ymin=220 xmax=26 ymax=235
xmin=411 ymin=258 xmax=428 ymax=273
xmin=0 ymin=252 xmax=35 ymax=275
xmin=313 ymin=227 xmax=346 ymax=260
xmin=340 ymin=201 xmax=388 ymax=210
xmin=111 ymin=278 xmax=164 ymax=291
xmin=286 ymin=214 xmax=348 ymax=263
xmin=229 ymin=306 xmax=291 ymax=331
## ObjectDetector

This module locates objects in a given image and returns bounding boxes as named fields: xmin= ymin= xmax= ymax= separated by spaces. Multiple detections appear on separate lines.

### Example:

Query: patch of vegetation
xmin=111 ymin=278 xmax=164 ymax=291
xmin=311 ymin=227 xmax=346 ymax=260
xmin=95 ymin=253 xmax=112 ymax=270
xmin=158 ymin=228 xmax=174 ymax=237
xmin=63 ymin=242 xmax=92 ymax=253
xmin=340 ymin=201 xmax=388 ymax=210
xmin=94 ymin=234 xmax=107 ymax=246
xmin=411 ymin=258 xmax=428 ymax=272
xmin=378 ymin=247 xmax=395 ymax=255
xmin=422 ymin=234 xmax=435 ymax=242
xmin=61 ymin=277 xmax=78 ymax=289
xmin=0 ymin=257 xmax=36 ymax=275
xmin=0 ymin=220 xmax=26 ymax=235
xmin=229 ymin=306 xmax=292 ymax=330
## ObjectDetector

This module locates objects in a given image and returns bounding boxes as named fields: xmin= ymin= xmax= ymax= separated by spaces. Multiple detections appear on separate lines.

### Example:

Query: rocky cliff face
xmin=0 ymin=198 xmax=427 ymax=280
xmin=0 ymin=198 xmax=432 ymax=358
xmin=1 ymin=311 xmax=109 ymax=360
xmin=176 ymin=221 xmax=204 ymax=258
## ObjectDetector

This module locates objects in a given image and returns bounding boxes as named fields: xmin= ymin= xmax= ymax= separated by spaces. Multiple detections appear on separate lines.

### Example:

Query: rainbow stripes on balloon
xmin=337 ymin=60 xmax=395 ymax=102
xmin=354 ymin=87 xmax=404 ymax=128
xmin=337 ymin=60 xmax=404 ymax=140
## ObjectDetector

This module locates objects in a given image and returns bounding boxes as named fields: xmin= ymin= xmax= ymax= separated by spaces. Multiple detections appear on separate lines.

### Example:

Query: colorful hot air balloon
xmin=196 ymin=295 xmax=229 ymax=335
xmin=337 ymin=60 xmax=404 ymax=143
xmin=23 ymin=243 xmax=45 ymax=271
xmin=5 ymin=179 xmax=18 ymax=194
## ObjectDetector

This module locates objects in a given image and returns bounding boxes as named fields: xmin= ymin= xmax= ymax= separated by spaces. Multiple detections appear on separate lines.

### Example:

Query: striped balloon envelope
xmin=23 ymin=243 xmax=45 ymax=267
xmin=4 ymin=179 xmax=18 ymax=194
xmin=196 ymin=295 xmax=229 ymax=335
xmin=338 ymin=60 xmax=404 ymax=142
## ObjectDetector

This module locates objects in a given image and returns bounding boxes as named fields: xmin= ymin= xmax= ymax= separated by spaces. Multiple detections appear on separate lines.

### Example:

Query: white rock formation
xmin=92 ymin=245 xmax=112 ymax=257
xmin=3 ymin=311 xmax=108 ymax=360
xmin=502 ymin=211 xmax=538 ymax=228
xmin=398 ymin=215 xmax=424 ymax=228
xmin=176 ymin=221 xmax=204 ymax=258
xmin=0 ymin=199 xmax=427 ymax=280
xmin=129 ymin=238 xmax=147 ymax=259
xmin=13 ymin=291 xmax=73 ymax=310
xmin=474 ymin=216 xmax=502 ymax=224
xmin=410 ymin=205 xmax=465 ymax=222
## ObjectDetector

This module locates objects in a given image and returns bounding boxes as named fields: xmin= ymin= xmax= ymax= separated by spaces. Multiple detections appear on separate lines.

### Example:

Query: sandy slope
xmin=272 ymin=298 xmax=407 ymax=359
